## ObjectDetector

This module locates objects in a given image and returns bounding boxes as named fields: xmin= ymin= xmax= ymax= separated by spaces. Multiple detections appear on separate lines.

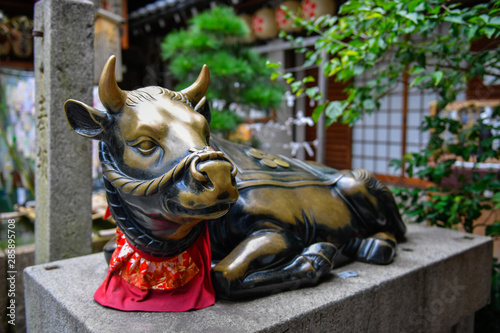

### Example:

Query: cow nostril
xmin=190 ymin=158 xmax=208 ymax=182
xmin=217 ymin=192 xmax=230 ymax=200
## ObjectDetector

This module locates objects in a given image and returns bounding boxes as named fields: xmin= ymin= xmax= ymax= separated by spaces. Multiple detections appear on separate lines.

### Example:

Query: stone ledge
xmin=24 ymin=224 xmax=492 ymax=333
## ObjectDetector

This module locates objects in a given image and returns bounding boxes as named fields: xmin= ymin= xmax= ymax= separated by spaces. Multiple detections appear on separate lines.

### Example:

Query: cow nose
xmin=179 ymin=159 xmax=239 ymax=210
xmin=197 ymin=160 xmax=238 ymax=200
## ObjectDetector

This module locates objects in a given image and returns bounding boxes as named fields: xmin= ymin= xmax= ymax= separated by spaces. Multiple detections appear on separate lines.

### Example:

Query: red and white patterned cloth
xmin=108 ymin=228 xmax=200 ymax=290
xmin=94 ymin=224 xmax=215 ymax=312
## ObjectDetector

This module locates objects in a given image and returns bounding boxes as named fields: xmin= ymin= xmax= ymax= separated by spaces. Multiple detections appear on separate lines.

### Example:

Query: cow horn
xmin=181 ymin=65 xmax=210 ymax=106
xmin=99 ymin=55 xmax=126 ymax=114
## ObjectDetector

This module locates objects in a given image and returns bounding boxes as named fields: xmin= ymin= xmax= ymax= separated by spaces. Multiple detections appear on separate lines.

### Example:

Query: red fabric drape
xmin=94 ymin=224 xmax=215 ymax=312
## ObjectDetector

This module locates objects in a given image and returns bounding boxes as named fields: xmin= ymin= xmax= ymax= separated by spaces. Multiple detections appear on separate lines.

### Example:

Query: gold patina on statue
xmin=64 ymin=55 xmax=406 ymax=306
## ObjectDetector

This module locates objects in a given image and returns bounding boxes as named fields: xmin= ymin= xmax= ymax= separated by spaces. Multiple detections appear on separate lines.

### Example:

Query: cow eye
xmin=133 ymin=139 xmax=157 ymax=155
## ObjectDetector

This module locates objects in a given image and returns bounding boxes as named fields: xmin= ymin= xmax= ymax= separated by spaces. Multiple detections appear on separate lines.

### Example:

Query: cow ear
xmin=64 ymin=99 xmax=107 ymax=140
xmin=194 ymin=96 xmax=211 ymax=124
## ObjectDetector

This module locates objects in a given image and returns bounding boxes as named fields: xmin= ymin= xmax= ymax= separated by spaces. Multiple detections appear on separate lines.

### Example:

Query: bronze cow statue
xmin=64 ymin=56 xmax=405 ymax=311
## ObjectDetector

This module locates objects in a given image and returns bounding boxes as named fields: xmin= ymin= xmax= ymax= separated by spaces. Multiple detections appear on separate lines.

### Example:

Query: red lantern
xmin=0 ymin=20 xmax=11 ymax=56
xmin=252 ymin=8 xmax=278 ymax=39
xmin=238 ymin=14 xmax=256 ymax=44
xmin=9 ymin=16 xmax=33 ymax=58
xmin=301 ymin=0 xmax=336 ymax=20
xmin=276 ymin=1 xmax=302 ymax=33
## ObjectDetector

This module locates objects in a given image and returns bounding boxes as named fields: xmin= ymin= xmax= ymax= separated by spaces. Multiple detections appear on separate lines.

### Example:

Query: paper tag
xmin=338 ymin=270 xmax=359 ymax=279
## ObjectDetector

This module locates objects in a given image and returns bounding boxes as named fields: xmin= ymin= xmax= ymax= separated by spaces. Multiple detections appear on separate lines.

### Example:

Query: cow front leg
xmin=212 ymin=229 xmax=337 ymax=300
xmin=342 ymin=232 xmax=397 ymax=265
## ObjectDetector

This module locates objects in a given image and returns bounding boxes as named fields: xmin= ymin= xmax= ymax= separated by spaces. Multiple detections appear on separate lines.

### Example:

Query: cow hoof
xmin=301 ymin=242 xmax=337 ymax=274
xmin=211 ymin=269 xmax=235 ymax=300
xmin=287 ymin=242 xmax=337 ymax=283
xmin=355 ymin=237 xmax=395 ymax=265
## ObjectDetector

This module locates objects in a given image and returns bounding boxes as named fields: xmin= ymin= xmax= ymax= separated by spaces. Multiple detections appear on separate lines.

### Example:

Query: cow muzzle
xmin=167 ymin=148 xmax=239 ymax=219
xmin=101 ymin=145 xmax=239 ymax=220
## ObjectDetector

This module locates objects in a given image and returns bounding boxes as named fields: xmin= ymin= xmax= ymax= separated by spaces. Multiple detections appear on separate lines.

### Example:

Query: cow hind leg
xmin=212 ymin=228 xmax=338 ymax=300
xmin=350 ymin=168 xmax=406 ymax=242
xmin=336 ymin=169 xmax=405 ymax=265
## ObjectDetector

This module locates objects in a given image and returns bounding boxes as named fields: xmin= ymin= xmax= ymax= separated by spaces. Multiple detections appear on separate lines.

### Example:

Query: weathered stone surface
xmin=34 ymin=0 xmax=94 ymax=264
xmin=24 ymin=224 xmax=492 ymax=333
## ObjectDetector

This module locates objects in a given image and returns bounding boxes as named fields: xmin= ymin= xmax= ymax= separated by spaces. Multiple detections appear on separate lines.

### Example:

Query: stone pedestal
xmin=24 ymin=224 xmax=492 ymax=333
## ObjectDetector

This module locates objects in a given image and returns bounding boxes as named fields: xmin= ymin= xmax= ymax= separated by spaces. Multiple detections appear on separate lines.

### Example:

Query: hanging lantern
xmin=301 ymin=0 xmax=336 ymax=20
xmin=9 ymin=16 xmax=33 ymax=58
xmin=0 ymin=19 xmax=11 ymax=56
xmin=276 ymin=1 xmax=302 ymax=33
xmin=252 ymin=8 xmax=278 ymax=40
xmin=238 ymin=14 xmax=256 ymax=44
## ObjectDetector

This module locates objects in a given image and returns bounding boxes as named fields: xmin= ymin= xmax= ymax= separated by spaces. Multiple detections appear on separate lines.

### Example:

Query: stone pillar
xmin=34 ymin=0 xmax=95 ymax=264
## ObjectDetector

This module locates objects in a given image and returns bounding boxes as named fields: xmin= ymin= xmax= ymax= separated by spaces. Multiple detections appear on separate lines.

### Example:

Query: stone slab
xmin=24 ymin=224 xmax=492 ymax=333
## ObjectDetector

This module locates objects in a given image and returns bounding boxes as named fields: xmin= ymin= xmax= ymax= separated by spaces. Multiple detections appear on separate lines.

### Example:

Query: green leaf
xmin=410 ymin=75 xmax=428 ymax=87
xmin=266 ymin=60 xmax=281 ymax=69
xmin=486 ymin=222 xmax=500 ymax=237
xmin=408 ymin=0 xmax=421 ymax=12
xmin=389 ymin=158 xmax=403 ymax=170
xmin=343 ymin=50 xmax=359 ymax=57
xmin=306 ymin=87 xmax=318 ymax=98
xmin=271 ymin=72 xmax=280 ymax=81
xmin=302 ymin=76 xmax=315 ymax=83
xmin=432 ymin=71 xmax=444 ymax=86
xmin=365 ymin=12 xmax=383 ymax=20
xmin=290 ymin=81 xmax=302 ymax=93
xmin=479 ymin=14 xmax=490 ymax=24
xmin=466 ymin=25 xmax=479 ymax=41
xmin=312 ymin=104 xmax=326 ymax=123
xmin=482 ymin=26 xmax=496 ymax=38
xmin=490 ymin=17 xmax=500 ymax=26
xmin=444 ymin=15 xmax=465 ymax=25
xmin=493 ymin=192 xmax=500 ymax=209
xmin=363 ymin=99 xmax=376 ymax=110
xmin=324 ymin=101 xmax=345 ymax=122
xmin=410 ymin=66 xmax=426 ymax=74
xmin=403 ymin=12 xmax=419 ymax=24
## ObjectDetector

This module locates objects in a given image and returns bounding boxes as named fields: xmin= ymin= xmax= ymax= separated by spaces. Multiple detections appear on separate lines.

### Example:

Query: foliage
xmin=209 ymin=109 xmax=243 ymax=134
xmin=161 ymin=6 xmax=284 ymax=134
xmin=390 ymin=110 xmax=500 ymax=234
xmin=277 ymin=0 xmax=500 ymax=125
xmin=278 ymin=0 xmax=500 ymax=232
xmin=277 ymin=0 xmax=500 ymax=321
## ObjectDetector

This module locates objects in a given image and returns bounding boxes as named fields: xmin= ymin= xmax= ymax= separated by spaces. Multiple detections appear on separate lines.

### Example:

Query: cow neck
xmin=99 ymin=141 xmax=205 ymax=259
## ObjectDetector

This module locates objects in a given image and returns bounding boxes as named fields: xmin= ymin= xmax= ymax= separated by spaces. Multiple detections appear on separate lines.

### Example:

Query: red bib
xmin=94 ymin=224 xmax=215 ymax=312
